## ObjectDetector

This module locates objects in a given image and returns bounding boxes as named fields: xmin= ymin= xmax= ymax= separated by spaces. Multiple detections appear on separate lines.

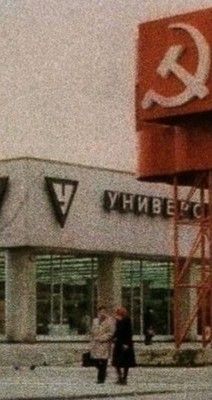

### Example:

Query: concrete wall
xmin=0 ymin=158 xmax=198 ymax=257
xmin=0 ymin=342 xmax=211 ymax=367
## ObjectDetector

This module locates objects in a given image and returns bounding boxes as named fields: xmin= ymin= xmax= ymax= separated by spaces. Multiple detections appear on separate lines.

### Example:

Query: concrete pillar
xmin=97 ymin=255 xmax=122 ymax=313
xmin=178 ymin=264 xmax=198 ymax=341
xmin=5 ymin=248 xmax=36 ymax=342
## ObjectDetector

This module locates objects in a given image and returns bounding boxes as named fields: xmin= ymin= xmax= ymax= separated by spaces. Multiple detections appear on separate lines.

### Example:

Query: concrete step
xmin=0 ymin=342 xmax=211 ymax=367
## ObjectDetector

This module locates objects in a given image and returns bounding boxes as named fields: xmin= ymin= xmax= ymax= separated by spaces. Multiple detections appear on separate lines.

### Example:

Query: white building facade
xmin=0 ymin=1 xmax=210 ymax=344
xmin=0 ymin=158 xmax=201 ymax=342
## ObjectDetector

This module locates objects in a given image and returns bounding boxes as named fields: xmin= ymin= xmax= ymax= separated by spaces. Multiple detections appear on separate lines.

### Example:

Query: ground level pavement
xmin=0 ymin=365 xmax=211 ymax=399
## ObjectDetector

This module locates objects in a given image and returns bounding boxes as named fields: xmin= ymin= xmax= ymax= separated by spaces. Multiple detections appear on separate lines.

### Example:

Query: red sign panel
xmin=136 ymin=8 xmax=212 ymax=122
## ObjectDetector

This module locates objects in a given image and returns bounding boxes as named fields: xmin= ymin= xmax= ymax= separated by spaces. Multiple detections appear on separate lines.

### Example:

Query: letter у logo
xmin=137 ymin=8 xmax=212 ymax=121
xmin=142 ymin=23 xmax=211 ymax=109
xmin=45 ymin=177 xmax=78 ymax=228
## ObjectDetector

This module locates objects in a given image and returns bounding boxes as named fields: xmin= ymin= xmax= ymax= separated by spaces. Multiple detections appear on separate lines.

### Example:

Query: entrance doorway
xmin=36 ymin=254 xmax=174 ymax=339
xmin=122 ymin=260 xmax=174 ymax=337
xmin=36 ymin=255 xmax=98 ymax=337
xmin=0 ymin=252 xmax=5 ymax=337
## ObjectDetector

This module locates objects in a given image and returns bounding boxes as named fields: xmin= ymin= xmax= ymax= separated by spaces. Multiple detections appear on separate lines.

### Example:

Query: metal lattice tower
xmin=173 ymin=171 xmax=212 ymax=347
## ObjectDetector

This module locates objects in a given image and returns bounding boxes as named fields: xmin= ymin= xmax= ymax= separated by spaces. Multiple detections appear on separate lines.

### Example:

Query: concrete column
xmin=178 ymin=264 xmax=198 ymax=341
xmin=5 ymin=248 xmax=36 ymax=342
xmin=97 ymin=255 xmax=122 ymax=313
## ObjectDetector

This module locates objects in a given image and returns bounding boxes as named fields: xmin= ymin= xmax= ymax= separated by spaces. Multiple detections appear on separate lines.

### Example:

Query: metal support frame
xmin=173 ymin=172 xmax=212 ymax=348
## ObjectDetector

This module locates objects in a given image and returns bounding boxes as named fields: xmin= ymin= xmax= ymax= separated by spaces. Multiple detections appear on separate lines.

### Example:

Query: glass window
xmin=36 ymin=255 xmax=98 ymax=337
xmin=121 ymin=260 xmax=174 ymax=336
xmin=36 ymin=255 xmax=174 ymax=338
xmin=121 ymin=261 xmax=142 ymax=335
xmin=0 ymin=252 xmax=5 ymax=336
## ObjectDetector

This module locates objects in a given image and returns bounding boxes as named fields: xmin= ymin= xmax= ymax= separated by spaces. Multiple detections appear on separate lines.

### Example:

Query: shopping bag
xmin=82 ymin=351 xmax=96 ymax=367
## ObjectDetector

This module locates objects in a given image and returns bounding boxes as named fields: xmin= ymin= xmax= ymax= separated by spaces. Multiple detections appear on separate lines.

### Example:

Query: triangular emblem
xmin=0 ymin=177 xmax=9 ymax=209
xmin=45 ymin=177 xmax=78 ymax=228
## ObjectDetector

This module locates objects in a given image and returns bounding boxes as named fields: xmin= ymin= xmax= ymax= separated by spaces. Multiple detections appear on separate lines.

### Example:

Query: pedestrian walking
xmin=90 ymin=306 xmax=115 ymax=384
xmin=144 ymin=307 xmax=155 ymax=345
xmin=112 ymin=306 xmax=136 ymax=385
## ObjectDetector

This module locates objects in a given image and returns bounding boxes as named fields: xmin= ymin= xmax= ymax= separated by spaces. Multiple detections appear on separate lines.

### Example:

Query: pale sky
xmin=0 ymin=0 xmax=211 ymax=172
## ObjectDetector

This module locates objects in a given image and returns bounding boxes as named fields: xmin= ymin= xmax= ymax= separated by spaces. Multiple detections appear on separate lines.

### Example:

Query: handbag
xmin=82 ymin=351 xmax=96 ymax=367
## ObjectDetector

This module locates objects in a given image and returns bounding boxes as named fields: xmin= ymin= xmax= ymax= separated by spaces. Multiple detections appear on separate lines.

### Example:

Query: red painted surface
xmin=136 ymin=8 xmax=212 ymax=185
xmin=137 ymin=118 xmax=212 ymax=185
xmin=136 ymin=8 xmax=212 ymax=123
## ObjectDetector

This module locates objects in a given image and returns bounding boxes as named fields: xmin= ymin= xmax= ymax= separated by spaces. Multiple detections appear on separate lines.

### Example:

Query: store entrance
xmin=122 ymin=260 xmax=174 ymax=337
xmin=36 ymin=255 xmax=98 ymax=337
xmin=36 ymin=254 xmax=174 ymax=340
xmin=0 ymin=252 xmax=5 ymax=338
xmin=0 ymin=251 xmax=205 ymax=342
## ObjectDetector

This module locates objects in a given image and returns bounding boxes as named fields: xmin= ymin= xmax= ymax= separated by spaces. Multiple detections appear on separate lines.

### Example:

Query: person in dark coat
xmin=143 ymin=307 xmax=155 ymax=345
xmin=112 ymin=307 xmax=136 ymax=385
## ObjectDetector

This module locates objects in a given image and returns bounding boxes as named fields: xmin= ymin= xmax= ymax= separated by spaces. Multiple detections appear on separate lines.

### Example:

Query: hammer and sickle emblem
xmin=142 ymin=23 xmax=211 ymax=109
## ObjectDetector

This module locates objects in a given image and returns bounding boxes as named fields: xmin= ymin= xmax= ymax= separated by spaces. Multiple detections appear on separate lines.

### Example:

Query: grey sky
xmin=0 ymin=0 xmax=211 ymax=172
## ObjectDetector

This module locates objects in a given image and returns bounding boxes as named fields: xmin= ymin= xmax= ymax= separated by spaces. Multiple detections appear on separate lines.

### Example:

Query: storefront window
xmin=36 ymin=255 xmax=98 ymax=336
xmin=122 ymin=260 xmax=173 ymax=336
xmin=36 ymin=254 xmax=174 ymax=338
xmin=121 ymin=261 xmax=142 ymax=335
xmin=0 ymin=252 xmax=5 ymax=336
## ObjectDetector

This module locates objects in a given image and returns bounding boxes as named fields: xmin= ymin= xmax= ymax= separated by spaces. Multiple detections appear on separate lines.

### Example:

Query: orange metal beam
xmin=173 ymin=172 xmax=212 ymax=348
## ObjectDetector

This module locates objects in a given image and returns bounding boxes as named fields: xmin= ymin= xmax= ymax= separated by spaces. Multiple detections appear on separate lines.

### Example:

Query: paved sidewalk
xmin=0 ymin=366 xmax=211 ymax=399
xmin=0 ymin=342 xmax=211 ymax=367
